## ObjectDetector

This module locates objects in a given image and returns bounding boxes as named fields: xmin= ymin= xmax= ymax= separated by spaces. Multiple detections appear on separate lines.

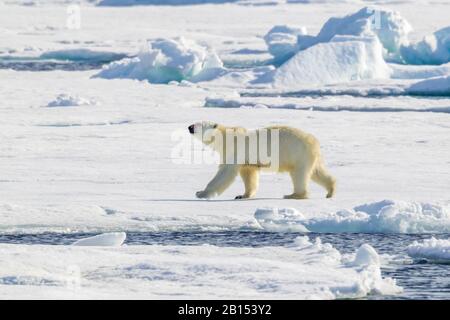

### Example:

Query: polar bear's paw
xmin=284 ymin=193 xmax=308 ymax=200
xmin=196 ymin=190 xmax=212 ymax=199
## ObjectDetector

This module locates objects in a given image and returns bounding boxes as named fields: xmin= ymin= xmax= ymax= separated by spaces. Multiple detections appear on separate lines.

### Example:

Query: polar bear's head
xmin=188 ymin=121 xmax=221 ymax=145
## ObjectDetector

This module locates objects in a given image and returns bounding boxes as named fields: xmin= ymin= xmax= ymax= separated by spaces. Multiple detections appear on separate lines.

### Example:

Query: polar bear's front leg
xmin=196 ymin=164 xmax=240 ymax=199
xmin=235 ymin=167 xmax=259 ymax=199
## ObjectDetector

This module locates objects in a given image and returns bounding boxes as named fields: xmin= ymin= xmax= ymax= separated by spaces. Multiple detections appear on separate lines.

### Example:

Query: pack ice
xmin=262 ymin=6 xmax=450 ymax=89
xmin=95 ymin=37 xmax=225 ymax=83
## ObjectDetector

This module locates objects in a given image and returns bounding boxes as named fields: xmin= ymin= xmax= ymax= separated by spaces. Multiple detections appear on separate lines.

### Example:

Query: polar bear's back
xmin=263 ymin=125 xmax=321 ymax=172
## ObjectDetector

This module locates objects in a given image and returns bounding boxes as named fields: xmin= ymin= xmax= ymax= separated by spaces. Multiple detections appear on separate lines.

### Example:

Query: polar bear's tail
xmin=312 ymin=161 xmax=336 ymax=198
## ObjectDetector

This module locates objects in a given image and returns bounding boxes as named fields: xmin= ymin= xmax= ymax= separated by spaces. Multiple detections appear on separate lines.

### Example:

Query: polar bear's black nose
xmin=188 ymin=124 xmax=195 ymax=134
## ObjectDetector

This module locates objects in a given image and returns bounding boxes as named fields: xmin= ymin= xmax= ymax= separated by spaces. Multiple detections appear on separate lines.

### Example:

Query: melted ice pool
xmin=0 ymin=231 xmax=448 ymax=300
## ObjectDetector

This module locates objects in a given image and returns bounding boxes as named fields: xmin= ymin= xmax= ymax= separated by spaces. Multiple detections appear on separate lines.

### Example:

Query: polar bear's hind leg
xmin=284 ymin=164 xmax=314 ymax=200
xmin=312 ymin=163 xmax=336 ymax=198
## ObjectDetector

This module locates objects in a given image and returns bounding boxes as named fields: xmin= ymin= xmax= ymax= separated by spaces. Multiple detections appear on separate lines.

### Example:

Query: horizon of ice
xmin=204 ymin=97 xmax=450 ymax=113
xmin=255 ymin=200 xmax=450 ymax=234
xmin=72 ymin=232 xmax=126 ymax=246
xmin=407 ymin=237 xmax=450 ymax=262
xmin=94 ymin=37 xmax=226 ymax=83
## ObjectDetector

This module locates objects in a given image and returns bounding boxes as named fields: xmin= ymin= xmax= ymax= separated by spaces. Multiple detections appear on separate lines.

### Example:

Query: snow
xmin=270 ymin=36 xmax=391 ymax=87
xmin=254 ymin=200 xmax=450 ymax=234
xmin=0 ymin=236 xmax=401 ymax=299
xmin=72 ymin=232 xmax=126 ymax=246
xmin=47 ymin=94 xmax=98 ymax=107
xmin=401 ymin=26 xmax=450 ymax=65
xmin=95 ymin=37 xmax=225 ymax=83
xmin=407 ymin=237 xmax=450 ymax=262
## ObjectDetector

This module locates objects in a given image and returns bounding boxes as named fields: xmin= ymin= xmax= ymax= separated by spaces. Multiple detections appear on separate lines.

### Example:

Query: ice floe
xmin=255 ymin=200 xmax=450 ymax=234
xmin=94 ymin=37 xmax=226 ymax=83
xmin=0 ymin=236 xmax=401 ymax=299
xmin=72 ymin=232 xmax=126 ymax=246
xmin=407 ymin=237 xmax=450 ymax=263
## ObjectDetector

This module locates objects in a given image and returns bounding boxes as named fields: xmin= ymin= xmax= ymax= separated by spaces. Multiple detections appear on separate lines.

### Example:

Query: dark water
xmin=0 ymin=60 xmax=107 ymax=71
xmin=0 ymin=231 xmax=448 ymax=300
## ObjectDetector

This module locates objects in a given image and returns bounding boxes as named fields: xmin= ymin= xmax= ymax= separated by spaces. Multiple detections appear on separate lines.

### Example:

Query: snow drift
xmin=407 ymin=75 xmax=450 ymax=96
xmin=46 ymin=94 xmax=98 ymax=107
xmin=255 ymin=200 xmax=450 ymax=234
xmin=407 ymin=237 xmax=450 ymax=263
xmin=94 ymin=37 xmax=225 ymax=83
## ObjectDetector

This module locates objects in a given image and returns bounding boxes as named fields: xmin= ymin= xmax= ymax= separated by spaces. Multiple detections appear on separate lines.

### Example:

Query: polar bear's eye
xmin=213 ymin=124 xmax=218 ymax=129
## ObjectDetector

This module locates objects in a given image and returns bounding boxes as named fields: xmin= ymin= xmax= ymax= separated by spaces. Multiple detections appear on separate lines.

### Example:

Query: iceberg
xmin=94 ymin=37 xmax=225 ymax=83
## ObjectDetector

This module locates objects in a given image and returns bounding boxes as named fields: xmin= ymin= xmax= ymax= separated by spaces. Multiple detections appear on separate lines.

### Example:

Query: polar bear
xmin=188 ymin=121 xmax=336 ymax=200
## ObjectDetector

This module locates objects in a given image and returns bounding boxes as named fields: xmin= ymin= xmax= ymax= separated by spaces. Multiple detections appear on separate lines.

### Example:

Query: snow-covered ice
xmin=255 ymin=200 xmax=450 ymax=234
xmin=0 ymin=236 xmax=400 ymax=299
xmin=407 ymin=238 xmax=450 ymax=263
